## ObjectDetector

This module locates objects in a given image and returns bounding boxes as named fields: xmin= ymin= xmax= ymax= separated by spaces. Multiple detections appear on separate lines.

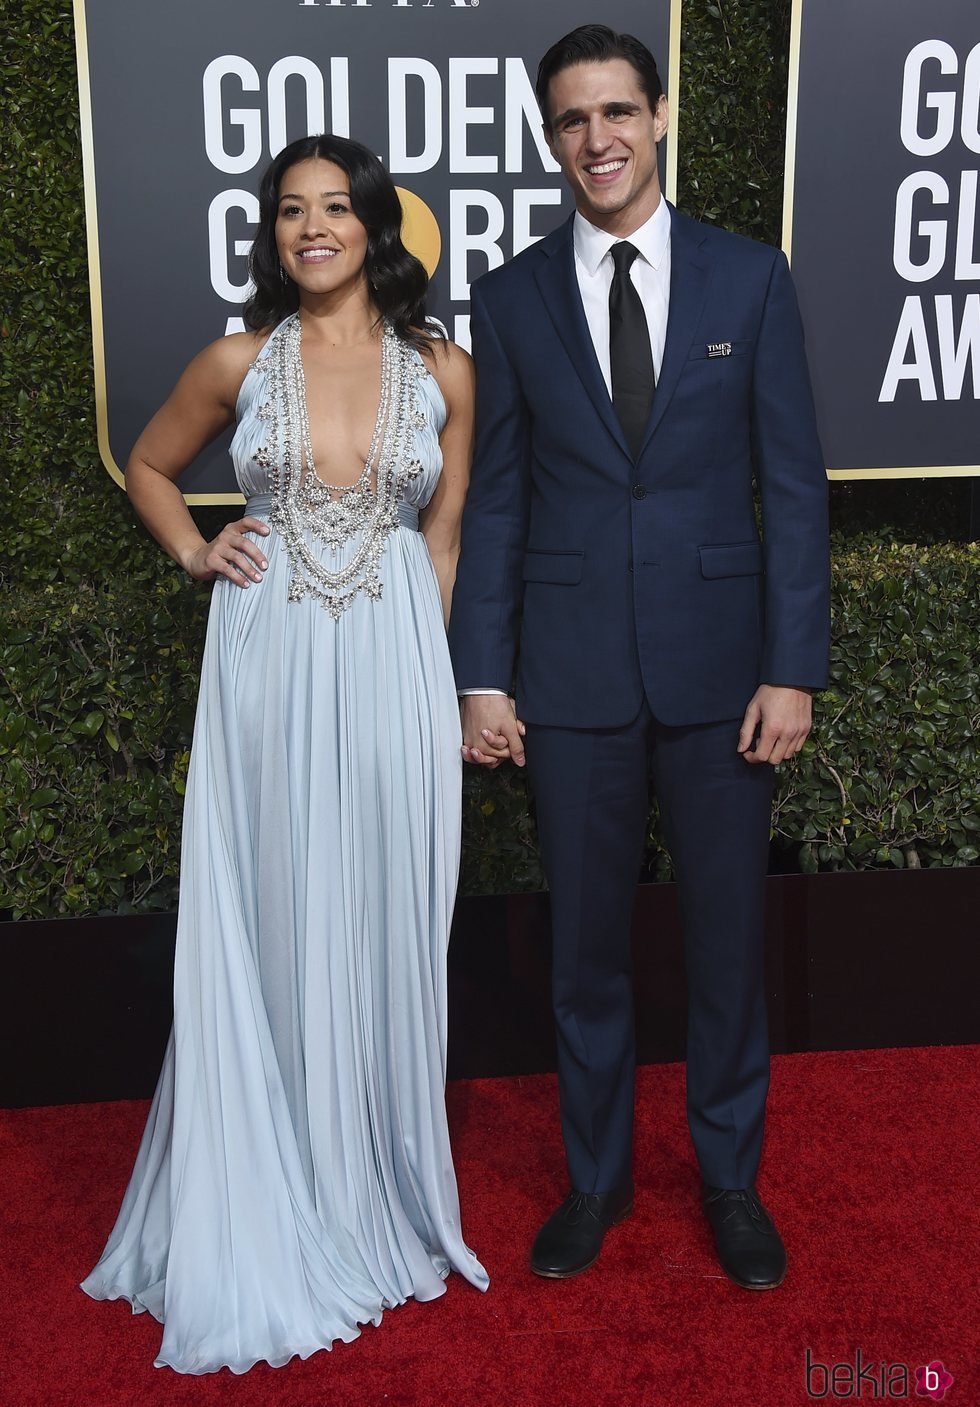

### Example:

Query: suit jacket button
xmin=632 ymin=484 xmax=647 ymax=500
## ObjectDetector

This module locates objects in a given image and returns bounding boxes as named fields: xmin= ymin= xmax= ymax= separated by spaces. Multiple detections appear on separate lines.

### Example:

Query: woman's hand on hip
xmin=183 ymin=517 xmax=271 ymax=586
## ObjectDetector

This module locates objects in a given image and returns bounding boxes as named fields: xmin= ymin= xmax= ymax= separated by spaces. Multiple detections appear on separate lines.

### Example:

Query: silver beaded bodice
xmin=251 ymin=315 xmax=430 ymax=619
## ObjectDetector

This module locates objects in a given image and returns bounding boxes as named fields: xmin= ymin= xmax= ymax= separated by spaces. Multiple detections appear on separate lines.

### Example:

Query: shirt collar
xmin=573 ymin=196 xmax=671 ymax=277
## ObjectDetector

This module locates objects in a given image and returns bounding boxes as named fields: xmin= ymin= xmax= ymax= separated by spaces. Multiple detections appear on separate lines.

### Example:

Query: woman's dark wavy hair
xmin=535 ymin=25 xmax=664 ymax=133
xmin=245 ymin=133 xmax=438 ymax=350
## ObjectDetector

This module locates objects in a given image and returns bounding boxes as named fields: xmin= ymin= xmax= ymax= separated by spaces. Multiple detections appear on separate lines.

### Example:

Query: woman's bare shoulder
xmin=178 ymin=328 xmax=273 ymax=407
xmin=195 ymin=328 xmax=270 ymax=376
xmin=422 ymin=336 xmax=475 ymax=413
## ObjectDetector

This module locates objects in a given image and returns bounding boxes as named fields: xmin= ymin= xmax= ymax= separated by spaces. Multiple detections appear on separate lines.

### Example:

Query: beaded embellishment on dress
xmin=253 ymin=314 xmax=427 ymax=618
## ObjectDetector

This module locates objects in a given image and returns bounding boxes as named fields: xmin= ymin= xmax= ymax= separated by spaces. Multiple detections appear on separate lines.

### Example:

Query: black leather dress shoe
xmin=531 ymin=1185 xmax=634 ymax=1278
xmin=701 ymin=1185 xmax=787 ymax=1289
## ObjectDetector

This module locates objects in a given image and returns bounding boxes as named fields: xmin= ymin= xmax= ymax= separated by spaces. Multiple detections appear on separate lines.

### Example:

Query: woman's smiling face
xmin=274 ymin=158 xmax=370 ymax=297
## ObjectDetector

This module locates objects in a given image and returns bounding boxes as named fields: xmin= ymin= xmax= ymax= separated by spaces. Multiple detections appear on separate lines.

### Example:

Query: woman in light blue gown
xmin=81 ymin=134 xmax=488 ymax=1374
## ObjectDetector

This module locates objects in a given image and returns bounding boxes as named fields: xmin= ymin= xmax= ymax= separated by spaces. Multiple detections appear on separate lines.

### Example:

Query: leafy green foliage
xmin=772 ymin=540 xmax=980 ymax=873
xmin=460 ymin=540 xmax=980 ymax=893
xmin=1 ymin=578 xmax=210 ymax=917
xmin=2 ymin=3 xmax=121 ymax=581
xmin=676 ymin=0 xmax=792 ymax=243
xmin=2 ymin=0 xmax=977 ymax=915
xmin=460 ymin=768 xmax=545 ymax=896
xmin=5 ymin=539 xmax=976 ymax=913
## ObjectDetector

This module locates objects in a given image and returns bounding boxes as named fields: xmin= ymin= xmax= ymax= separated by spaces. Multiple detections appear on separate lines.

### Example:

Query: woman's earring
xmin=279 ymin=263 xmax=289 ymax=286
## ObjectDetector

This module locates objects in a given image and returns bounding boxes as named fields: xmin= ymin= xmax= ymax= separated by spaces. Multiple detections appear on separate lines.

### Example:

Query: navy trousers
xmin=526 ymin=700 xmax=775 ymax=1194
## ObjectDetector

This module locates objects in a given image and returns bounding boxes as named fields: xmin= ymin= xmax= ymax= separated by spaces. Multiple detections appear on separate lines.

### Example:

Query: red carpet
xmin=2 ymin=1047 xmax=976 ymax=1407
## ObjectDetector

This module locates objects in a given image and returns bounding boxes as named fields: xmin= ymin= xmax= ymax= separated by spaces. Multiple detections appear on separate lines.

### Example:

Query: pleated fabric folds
xmin=81 ymin=336 xmax=488 ymax=1374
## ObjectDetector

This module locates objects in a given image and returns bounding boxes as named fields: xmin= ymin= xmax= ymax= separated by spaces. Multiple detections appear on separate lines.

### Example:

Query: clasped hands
xmin=460 ymin=684 xmax=813 ymax=770
xmin=460 ymin=696 xmax=526 ymax=769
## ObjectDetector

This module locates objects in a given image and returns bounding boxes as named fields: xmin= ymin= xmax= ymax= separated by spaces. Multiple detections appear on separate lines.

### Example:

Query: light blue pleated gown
xmin=81 ymin=324 xmax=488 ymax=1374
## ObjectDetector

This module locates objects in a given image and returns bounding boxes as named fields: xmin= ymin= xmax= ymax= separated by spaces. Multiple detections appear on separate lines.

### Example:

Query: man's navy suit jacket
xmin=448 ymin=204 xmax=831 ymax=729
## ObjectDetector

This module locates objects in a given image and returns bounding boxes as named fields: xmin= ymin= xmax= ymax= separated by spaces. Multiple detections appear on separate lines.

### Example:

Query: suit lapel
xmin=530 ymin=206 xmax=712 ymax=462
xmin=533 ymin=218 xmax=631 ymax=458
xmin=640 ymin=206 xmax=711 ymax=453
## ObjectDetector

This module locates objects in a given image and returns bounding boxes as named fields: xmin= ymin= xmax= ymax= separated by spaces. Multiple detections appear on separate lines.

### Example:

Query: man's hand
xmin=737 ymin=685 xmax=813 ymax=766
xmin=460 ymin=695 xmax=526 ymax=768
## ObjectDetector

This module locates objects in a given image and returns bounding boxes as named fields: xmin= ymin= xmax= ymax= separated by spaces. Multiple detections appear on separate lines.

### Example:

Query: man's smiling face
xmin=544 ymin=58 xmax=669 ymax=237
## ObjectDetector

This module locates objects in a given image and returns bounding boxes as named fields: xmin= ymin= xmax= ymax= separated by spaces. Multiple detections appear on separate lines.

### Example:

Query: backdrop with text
xmin=784 ymin=0 xmax=980 ymax=480
xmin=75 ymin=0 xmax=679 ymax=501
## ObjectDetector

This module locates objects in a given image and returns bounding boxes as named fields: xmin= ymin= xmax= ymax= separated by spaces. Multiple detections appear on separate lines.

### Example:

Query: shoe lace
xmin=568 ymin=1191 xmax=595 ymax=1215
xmin=706 ymin=1186 xmax=766 ymax=1222
xmin=566 ymin=1191 xmax=604 ymax=1221
xmin=735 ymin=1189 xmax=765 ymax=1221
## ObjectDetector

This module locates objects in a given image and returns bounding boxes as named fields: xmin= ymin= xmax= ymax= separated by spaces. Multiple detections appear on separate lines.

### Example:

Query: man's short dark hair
xmin=535 ymin=24 xmax=664 ymax=134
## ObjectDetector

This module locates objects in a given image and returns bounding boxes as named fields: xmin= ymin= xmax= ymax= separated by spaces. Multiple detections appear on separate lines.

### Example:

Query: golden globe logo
xmin=396 ymin=187 xmax=442 ymax=275
xmin=203 ymin=50 xmax=562 ymax=340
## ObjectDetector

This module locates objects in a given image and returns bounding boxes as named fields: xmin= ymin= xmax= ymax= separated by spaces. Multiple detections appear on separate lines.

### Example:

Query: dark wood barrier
xmin=2 ymin=869 xmax=977 ymax=1107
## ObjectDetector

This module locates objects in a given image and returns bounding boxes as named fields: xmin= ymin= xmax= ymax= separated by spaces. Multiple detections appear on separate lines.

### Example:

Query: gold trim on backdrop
xmin=665 ymin=0 xmax=682 ymax=204
xmin=827 ymin=466 xmax=980 ymax=481
xmin=781 ymin=0 xmax=803 ymax=257
xmin=73 ymin=0 xmax=124 ymax=492
xmin=184 ymin=492 xmax=248 ymax=504
xmin=780 ymin=0 xmax=978 ymax=482
xmin=74 ymin=0 xmax=246 ymax=507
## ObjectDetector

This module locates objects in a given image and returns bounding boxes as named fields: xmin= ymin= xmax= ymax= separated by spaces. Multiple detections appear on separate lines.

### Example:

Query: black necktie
xmin=608 ymin=241 xmax=655 ymax=459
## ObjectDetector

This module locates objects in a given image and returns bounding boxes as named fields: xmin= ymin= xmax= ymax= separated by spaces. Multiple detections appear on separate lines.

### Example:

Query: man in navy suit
xmin=448 ymin=25 xmax=830 ymax=1288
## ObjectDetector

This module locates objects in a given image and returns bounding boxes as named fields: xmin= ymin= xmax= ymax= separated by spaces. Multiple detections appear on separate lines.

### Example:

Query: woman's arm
xmin=419 ymin=339 xmax=475 ymax=626
xmin=126 ymin=332 xmax=271 ymax=587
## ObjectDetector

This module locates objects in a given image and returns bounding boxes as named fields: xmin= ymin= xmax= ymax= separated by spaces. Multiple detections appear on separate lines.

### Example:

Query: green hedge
xmin=1 ymin=578 xmax=207 ymax=917
xmin=2 ymin=0 xmax=977 ymax=919
xmin=462 ymin=539 xmax=980 ymax=892
xmin=4 ymin=540 xmax=977 ymax=916
xmin=771 ymin=541 xmax=980 ymax=873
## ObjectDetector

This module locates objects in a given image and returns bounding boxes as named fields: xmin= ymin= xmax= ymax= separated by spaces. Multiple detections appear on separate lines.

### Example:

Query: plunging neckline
xmin=251 ymin=312 xmax=430 ymax=617
xmin=294 ymin=315 xmax=386 ymax=503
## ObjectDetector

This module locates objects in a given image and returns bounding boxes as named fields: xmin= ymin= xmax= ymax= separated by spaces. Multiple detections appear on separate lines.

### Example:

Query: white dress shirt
xmin=460 ymin=197 xmax=672 ymax=699
xmin=573 ymin=194 xmax=672 ymax=392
